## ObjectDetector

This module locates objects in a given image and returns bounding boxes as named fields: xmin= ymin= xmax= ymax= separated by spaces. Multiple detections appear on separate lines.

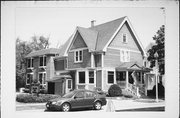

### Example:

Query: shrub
xmin=16 ymin=93 xmax=60 ymax=103
xmin=108 ymin=84 xmax=122 ymax=97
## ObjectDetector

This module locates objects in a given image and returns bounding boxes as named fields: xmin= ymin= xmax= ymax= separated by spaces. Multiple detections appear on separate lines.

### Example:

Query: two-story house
xmin=47 ymin=16 xmax=151 ymax=97
xmin=25 ymin=48 xmax=60 ymax=93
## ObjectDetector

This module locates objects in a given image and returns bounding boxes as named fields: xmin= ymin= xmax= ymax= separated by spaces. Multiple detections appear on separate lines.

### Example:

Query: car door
xmin=71 ymin=91 xmax=85 ymax=108
xmin=84 ymin=91 xmax=96 ymax=107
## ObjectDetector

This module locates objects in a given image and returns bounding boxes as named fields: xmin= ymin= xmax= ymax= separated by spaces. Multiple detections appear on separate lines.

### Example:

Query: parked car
xmin=46 ymin=89 xmax=107 ymax=112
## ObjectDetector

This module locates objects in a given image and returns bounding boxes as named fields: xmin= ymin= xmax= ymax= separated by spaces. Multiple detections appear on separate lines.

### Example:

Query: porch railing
xmin=127 ymin=83 xmax=146 ymax=97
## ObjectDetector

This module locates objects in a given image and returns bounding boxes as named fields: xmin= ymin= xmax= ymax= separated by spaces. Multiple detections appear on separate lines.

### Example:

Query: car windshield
xmin=62 ymin=91 xmax=76 ymax=98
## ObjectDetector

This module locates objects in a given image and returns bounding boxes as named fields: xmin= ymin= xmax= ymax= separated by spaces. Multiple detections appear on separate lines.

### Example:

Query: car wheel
xmin=94 ymin=101 xmax=102 ymax=110
xmin=62 ymin=103 xmax=71 ymax=112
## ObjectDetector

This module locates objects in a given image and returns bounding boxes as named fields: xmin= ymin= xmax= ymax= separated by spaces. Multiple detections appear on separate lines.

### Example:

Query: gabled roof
xmin=77 ymin=27 xmax=98 ymax=51
xmin=90 ymin=17 xmax=125 ymax=51
xmin=62 ymin=16 xmax=146 ymax=57
xmin=26 ymin=48 xmax=60 ymax=58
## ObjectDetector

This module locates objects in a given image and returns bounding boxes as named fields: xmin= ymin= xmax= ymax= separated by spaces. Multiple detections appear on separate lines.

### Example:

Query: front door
xmin=48 ymin=82 xmax=55 ymax=94
xmin=65 ymin=79 xmax=72 ymax=93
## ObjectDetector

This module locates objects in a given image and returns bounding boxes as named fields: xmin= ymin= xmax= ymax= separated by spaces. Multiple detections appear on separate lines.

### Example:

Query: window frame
xmin=89 ymin=71 xmax=95 ymax=84
xmin=74 ymin=50 xmax=83 ymax=63
xmin=122 ymin=33 xmax=128 ymax=43
xmin=120 ymin=49 xmax=130 ymax=62
xmin=39 ymin=55 xmax=47 ymax=67
xmin=107 ymin=71 xmax=114 ymax=84
xmin=27 ymin=58 xmax=34 ymax=69
xmin=38 ymin=72 xmax=46 ymax=85
xmin=26 ymin=73 xmax=33 ymax=85
xmin=78 ymin=71 xmax=86 ymax=84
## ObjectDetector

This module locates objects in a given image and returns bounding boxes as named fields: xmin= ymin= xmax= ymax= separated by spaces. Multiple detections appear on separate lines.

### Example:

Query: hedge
xmin=16 ymin=93 xmax=60 ymax=103
xmin=108 ymin=84 xmax=122 ymax=97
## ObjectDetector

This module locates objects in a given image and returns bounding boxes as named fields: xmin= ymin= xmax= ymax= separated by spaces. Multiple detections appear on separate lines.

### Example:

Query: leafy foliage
xmin=108 ymin=84 xmax=122 ymax=97
xmin=147 ymin=25 xmax=165 ymax=75
xmin=16 ymin=93 xmax=60 ymax=103
xmin=16 ymin=36 xmax=50 ymax=91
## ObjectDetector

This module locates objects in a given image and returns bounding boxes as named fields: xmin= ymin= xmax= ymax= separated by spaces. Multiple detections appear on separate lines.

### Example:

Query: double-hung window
xmin=108 ymin=71 xmax=114 ymax=84
xmin=27 ymin=58 xmax=34 ymax=68
xmin=89 ymin=71 xmax=94 ymax=84
xmin=120 ymin=50 xmax=130 ymax=62
xmin=39 ymin=56 xmax=46 ymax=67
xmin=74 ymin=50 xmax=83 ymax=63
xmin=38 ymin=73 xmax=46 ymax=85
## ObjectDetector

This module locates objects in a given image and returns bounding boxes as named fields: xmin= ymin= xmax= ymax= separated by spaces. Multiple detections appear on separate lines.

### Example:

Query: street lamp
xmin=154 ymin=52 xmax=159 ymax=102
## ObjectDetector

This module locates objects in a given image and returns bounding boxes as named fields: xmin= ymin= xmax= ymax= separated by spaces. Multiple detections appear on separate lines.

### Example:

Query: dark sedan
xmin=46 ymin=89 xmax=107 ymax=112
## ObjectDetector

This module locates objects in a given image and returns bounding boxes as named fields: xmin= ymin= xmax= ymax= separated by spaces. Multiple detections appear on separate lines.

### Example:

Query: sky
xmin=15 ymin=5 xmax=165 ymax=49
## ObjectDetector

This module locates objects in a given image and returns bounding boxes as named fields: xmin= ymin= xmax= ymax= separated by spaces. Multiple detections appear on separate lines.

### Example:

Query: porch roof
xmin=46 ymin=74 xmax=72 ymax=82
xmin=116 ymin=62 xmax=152 ymax=72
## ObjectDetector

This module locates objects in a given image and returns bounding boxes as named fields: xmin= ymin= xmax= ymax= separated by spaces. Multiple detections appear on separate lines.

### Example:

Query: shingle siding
xmin=68 ymin=49 xmax=91 ymax=69
xmin=70 ymin=32 xmax=87 ymax=50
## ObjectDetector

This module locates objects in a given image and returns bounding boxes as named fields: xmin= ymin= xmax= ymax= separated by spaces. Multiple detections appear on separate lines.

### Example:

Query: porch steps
xmin=123 ymin=89 xmax=139 ymax=98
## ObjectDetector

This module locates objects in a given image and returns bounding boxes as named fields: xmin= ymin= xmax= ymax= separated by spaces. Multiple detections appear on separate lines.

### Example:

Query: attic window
xmin=122 ymin=34 xmax=127 ymax=43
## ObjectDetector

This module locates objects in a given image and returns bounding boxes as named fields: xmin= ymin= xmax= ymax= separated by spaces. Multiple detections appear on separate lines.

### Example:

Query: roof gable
xmin=62 ymin=16 xmax=146 ymax=57
xmin=70 ymin=31 xmax=87 ymax=50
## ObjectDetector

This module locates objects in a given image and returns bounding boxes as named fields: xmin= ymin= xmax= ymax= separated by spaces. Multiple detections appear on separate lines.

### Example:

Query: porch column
xmin=140 ymin=72 xmax=142 ymax=84
xmin=126 ymin=71 xmax=128 ymax=88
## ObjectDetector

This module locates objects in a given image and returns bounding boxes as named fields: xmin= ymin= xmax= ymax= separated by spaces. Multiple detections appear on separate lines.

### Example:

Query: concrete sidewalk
xmin=105 ymin=99 xmax=165 ymax=111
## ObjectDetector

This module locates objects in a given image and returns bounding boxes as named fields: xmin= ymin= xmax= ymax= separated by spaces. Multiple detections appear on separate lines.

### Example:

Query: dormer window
xmin=122 ymin=34 xmax=127 ymax=43
xmin=39 ymin=56 xmax=46 ymax=67
xmin=74 ymin=50 xmax=83 ymax=63
xmin=27 ymin=58 xmax=34 ymax=68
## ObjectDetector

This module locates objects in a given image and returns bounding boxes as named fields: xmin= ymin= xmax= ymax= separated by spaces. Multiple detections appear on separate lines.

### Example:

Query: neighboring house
xmin=48 ymin=16 xmax=151 ymax=97
xmin=25 ymin=48 xmax=60 ymax=93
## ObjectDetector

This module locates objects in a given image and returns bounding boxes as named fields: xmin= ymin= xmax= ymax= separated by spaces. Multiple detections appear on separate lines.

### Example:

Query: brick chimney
xmin=91 ymin=20 xmax=96 ymax=27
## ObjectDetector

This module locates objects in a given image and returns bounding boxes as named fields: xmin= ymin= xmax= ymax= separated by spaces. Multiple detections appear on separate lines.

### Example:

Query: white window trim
xmin=27 ymin=58 xmax=34 ymax=69
xmin=39 ymin=55 xmax=47 ymax=68
xmin=66 ymin=79 xmax=73 ymax=89
xmin=38 ymin=72 xmax=46 ymax=85
xmin=88 ymin=70 xmax=95 ymax=85
xmin=120 ymin=49 xmax=130 ymax=62
xmin=77 ymin=70 xmax=86 ymax=84
xmin=74 ymin=50 xmax=83 ymax=63
xmin=122 ymin=33 xmax=128 ymax=43
xmin=26 ymin=73 xmax=33 ymax=85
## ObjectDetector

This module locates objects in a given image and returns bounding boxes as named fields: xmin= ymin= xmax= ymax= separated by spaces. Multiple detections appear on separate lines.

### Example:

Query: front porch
xmin=116 ymin=62 xmax=152 ymax=97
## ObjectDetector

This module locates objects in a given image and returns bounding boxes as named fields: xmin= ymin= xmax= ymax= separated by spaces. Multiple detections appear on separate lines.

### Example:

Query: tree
xmin=147 ymin=25 xmax=165 ymax=75
xmin=16 ymin=35 xmax=50 ymax=91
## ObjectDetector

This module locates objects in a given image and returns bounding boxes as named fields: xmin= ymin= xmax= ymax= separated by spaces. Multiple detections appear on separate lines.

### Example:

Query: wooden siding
xmin=70 ymin=32 xmax=87 ymax=50
xmin=109 ymin=22 xmax=142 ymax=53
xmin=68 ymin=49 xmax=91 ymax=69
xmin=54 ymin=60 xmax=65 ymax=71
xmin=104 ymin=48 xmax=121 ymax=67
xmin=55 ymin=82 xmax=63 ymax=95
xmin=104 ymin=48 xmax=143 ymax=67
xmin=96 ymin=70 xmax=102 ymax=88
